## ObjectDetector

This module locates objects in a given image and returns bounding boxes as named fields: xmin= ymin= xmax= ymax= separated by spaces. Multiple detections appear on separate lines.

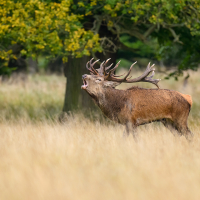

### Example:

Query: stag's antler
xmin=105 ymin=62 xmax=161 ymax=88
xmin=86 ymin=58 xmax=161 ymax=88
xmin=86 ymin=58 xmax=114 ymax=76
xmin=86 ymin=58 xmax=99 ymax=75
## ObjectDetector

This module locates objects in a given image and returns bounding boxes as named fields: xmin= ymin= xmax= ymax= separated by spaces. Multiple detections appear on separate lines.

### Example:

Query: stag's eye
xmin=96 ymin=79 xmax=102 ymax=82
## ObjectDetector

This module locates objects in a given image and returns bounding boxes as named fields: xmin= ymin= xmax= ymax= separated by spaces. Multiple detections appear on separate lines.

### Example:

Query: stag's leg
xmin=173 ymin=108 xmax=194 ymax=141
xmin=161 ymin=119 xmax=180 ymax=136
xmin=123 ymin=122 xmax=132 ymax=137
xmin=180 ymin=126 xmax=193 ymax=141
xmin=173 ymin=100 xmax=194 ymax=140
xmin=131 ymin=125 xmax=138 ymax=140
xmin=123 ymin=123 xmax=130 ymax=137
xmin=162 ymin=117 xmax=193 ymax=141
xmin=123 ymin=122 xmax=138 ymax=140
xmin=175 ymin=120 xmax=194 ymax=141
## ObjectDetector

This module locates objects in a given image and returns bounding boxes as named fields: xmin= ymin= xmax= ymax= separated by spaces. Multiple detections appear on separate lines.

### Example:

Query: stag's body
xmin=82 ymin=58 xmax=193 ymax=140
xmin=91 ymin=86 xmax=192 ymax=136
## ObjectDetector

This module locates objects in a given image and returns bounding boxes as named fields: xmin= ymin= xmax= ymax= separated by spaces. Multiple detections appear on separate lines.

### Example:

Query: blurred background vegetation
xmin=0 ymin=0 xmax=200 ymax=117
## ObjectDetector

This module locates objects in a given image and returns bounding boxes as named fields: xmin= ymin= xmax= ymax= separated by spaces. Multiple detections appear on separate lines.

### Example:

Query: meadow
xmin=0 ymin=69 xmax=200 ymax=200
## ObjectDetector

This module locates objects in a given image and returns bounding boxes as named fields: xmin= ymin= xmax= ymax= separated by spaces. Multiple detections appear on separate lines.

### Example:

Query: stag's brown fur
xmin=82 ymin=59 xmax=193 ymax=140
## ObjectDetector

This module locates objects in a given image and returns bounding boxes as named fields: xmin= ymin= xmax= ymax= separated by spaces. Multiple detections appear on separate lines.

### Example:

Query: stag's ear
xmin=104 ymin=81 xmax=121 ymax=88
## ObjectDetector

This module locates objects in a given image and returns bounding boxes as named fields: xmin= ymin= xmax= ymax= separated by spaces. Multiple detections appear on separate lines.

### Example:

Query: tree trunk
xmin=62 ymin=53 xmax=117 ymax=114
xmin=63 ymin=56 xmax=95 ymax=112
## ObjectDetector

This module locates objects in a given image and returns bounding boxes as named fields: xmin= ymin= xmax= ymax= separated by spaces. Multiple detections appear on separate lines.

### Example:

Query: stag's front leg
xmin=123 ymin=123 xmax=130 ymax=137
xmin=123 ymin=122 xmax=138 ymax=140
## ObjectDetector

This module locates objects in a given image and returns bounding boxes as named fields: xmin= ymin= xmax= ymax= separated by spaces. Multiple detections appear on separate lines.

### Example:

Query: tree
xmin=1 ymin=0 xmax=200 ymax=113
xmin=0 ymin=0 xmax=102 ymax=113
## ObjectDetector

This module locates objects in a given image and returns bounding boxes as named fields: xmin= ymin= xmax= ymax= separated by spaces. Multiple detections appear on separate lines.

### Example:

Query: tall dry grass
xmin=0 ymin=70 xmax=200 ymax=200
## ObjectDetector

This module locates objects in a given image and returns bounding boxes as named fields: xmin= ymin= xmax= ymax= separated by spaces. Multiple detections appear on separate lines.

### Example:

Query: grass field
xmin=0 ymin=70 xmax=200 ymax=200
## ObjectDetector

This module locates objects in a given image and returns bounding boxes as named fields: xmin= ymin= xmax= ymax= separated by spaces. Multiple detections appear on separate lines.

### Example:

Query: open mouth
xmin=81 ymin=79 xmax=88 ymax=90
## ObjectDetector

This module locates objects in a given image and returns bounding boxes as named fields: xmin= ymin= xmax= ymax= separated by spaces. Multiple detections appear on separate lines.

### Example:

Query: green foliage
xmin=75 ymin=0 xmax=200 ymax=74
xmin=0 ymin=0 xmax=200 ymax=75
xmin=157 ymin=26 xmax=200 ymax=78
xmin=0 ymin=0 xmax=102 ymax=74
xmin=120 ymin=35 xmax=157 ymax=58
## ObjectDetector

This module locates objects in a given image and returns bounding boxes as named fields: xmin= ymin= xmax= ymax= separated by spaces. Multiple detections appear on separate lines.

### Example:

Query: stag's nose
xmin=82 ymin=74 xmax=87 ymax=79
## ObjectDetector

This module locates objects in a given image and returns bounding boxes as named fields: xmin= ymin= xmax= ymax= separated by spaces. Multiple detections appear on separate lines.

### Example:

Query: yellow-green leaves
xmin=0 ymin=0 xmax=101 ymax=71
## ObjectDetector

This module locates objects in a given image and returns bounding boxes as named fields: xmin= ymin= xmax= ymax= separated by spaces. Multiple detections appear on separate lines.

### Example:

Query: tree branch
xmin=92 ymin=15 xmax=102 ymax=34
xmin=100 ymin=37 xmax=118 ymax=53
xmin=143 ymin=24 xmax=156 ymax=39
xmin=167 ymin=27 xmax=183 ymax=44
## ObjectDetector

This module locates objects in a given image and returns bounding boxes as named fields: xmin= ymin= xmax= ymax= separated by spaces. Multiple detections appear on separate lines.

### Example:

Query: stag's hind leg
xmin=173 ymin=108 xmax=194 ymax=141
xmin=162 ymin=118 xmax=193 ymax=141
xmin=161 ymin=118 xmax=180 ymax=136
xmin=175 ymin=119 xmax=193 ymax=141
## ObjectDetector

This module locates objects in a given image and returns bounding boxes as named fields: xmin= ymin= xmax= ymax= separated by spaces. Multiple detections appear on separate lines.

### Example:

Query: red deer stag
xmin=81 ymin=58 xmax=193 ymax=140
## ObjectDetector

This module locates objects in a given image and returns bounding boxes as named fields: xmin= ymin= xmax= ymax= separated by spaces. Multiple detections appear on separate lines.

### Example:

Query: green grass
xmin=0 ymin=74 xmax=65 ymax=122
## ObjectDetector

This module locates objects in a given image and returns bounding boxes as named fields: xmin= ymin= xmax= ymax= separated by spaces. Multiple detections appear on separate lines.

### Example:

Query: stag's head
xmin=81 ymin=58 xmax=161 ymax=96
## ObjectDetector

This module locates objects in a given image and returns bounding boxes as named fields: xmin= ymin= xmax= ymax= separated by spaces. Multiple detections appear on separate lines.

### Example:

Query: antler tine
xmin=131 ymin=61 xmax=138 ymax=67
xmin=86 ymin=61 xmax=95 ymax=74
xmin=97 ymin=60 xmax=105 ymax=75
xmin=113 ymin=72 xmax=126 ymax=77
xmin=86 ymin=61 xmax=89 ymax=70
xmin=148 ymin=70 xmax=155 ymax=79
xmin=104 ymin=58 xmax=112 ymax=72
xmin=100 ymin=60 xmax=105 ymax=68
xmin=105 ymin=60 xmax=121 ymax=79
xmin=148 ymin=70 xmax=159 ymax=80
xmin=92 ymin=59 xmax=100 ymax=66
xmin=144 ymin=70 xmax=161 ymax=88
xmin=100 ymin=60 xmax=105 ymax=70
xmin=89 ymin=58 xmax=94 ymax=65
xmin=110 ymin=60 xmax=121 ymax=74
xmin=105 ymin=58 xmax=111 ymax=64
xmin=103 ymin=59 xmax=111 ymax=75
xmin=146 ymin=63 xmax=156 ymax=73
xmin=106 ymin=63 xmax=113 ymax=71
xmin=149 ymin=63 xmax=155 ymax=70
xmin=89 ymin=58 xmax=99 ymax=75
xmin=144 ymin=76 xmax=160 ymax=88
xmin=122 ymin=61 xmax=137 ymax=80
xmin=98 ymin=58 xmax=112 ymax=75
xmin=147 ymin=62 xmax=151 ymax=69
